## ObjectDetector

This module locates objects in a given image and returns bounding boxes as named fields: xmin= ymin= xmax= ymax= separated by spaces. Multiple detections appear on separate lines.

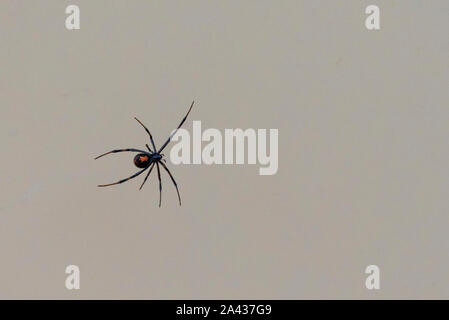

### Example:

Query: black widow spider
xmin=95 ymin=101 xmax=194 ymax=207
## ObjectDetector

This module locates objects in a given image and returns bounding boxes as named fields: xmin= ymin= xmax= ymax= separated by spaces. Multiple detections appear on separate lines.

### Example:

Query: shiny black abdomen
xmin=133 ymin=153 xmax=162 ymax=168
xmin=134 ymin=153 xmax=152 ymax=168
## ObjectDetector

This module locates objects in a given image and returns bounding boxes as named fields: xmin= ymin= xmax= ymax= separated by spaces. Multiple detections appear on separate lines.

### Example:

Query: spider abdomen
xmin=134 ymin=153 xmax=151 ymax=168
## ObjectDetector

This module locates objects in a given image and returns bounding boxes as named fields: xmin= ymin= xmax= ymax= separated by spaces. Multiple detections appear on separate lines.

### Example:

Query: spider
xmin=94 ymin=101 xmax=194 ymax=207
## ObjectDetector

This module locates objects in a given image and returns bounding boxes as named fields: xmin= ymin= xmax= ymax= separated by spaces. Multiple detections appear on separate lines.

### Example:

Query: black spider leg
xmin=158 ymin=101 xmax=194 ymax=153
xmin=159 ymin=161 xmax=181 ymax=206
xmin=134 ymin=117 xmax=157 ymax=153
xmin=139 ymin=163 xmax=155 ymax=190
xmin=98 ymin=167 xmax=148 ymax=187
xmin=156 ymin=162 xmax=162 ymax=207
xmin=94 ymin=148 xmax=149 ymax=160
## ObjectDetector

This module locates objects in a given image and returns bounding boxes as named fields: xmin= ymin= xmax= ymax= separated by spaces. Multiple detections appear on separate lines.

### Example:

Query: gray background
xmin=0 ymin=1 xmax=448 ymax=299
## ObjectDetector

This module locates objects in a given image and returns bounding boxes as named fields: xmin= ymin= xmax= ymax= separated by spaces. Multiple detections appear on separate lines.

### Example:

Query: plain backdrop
xmin=0 ymin=0 xmax=448 ymax=299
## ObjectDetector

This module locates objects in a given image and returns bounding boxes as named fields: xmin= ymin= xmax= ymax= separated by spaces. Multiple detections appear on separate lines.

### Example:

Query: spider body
xmin=95 ymin=101 xmax=194 ymax=207
xmin=133 ymin=153 xmax=163 ymax=168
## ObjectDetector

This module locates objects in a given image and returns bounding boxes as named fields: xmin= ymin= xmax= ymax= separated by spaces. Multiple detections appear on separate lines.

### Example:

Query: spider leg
xmin=145 ymin=144 xmax=153 ymax=153
xmin=98 ymin=167 xmax=148 ymax=187
xmin=158 ymin=101 xmax=194 ymax=153
xmin=134 ymin=117 xmax=157 ymax=152
xmin=156 ymin=162 xmax=162 ymax=207
xmin=139 ymin=163 xmax=155 ymax=190
xmin=94 ymin=148 xmax=148 ymax=160
xmin=159 ymin=161 xmax=181 ymax=206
